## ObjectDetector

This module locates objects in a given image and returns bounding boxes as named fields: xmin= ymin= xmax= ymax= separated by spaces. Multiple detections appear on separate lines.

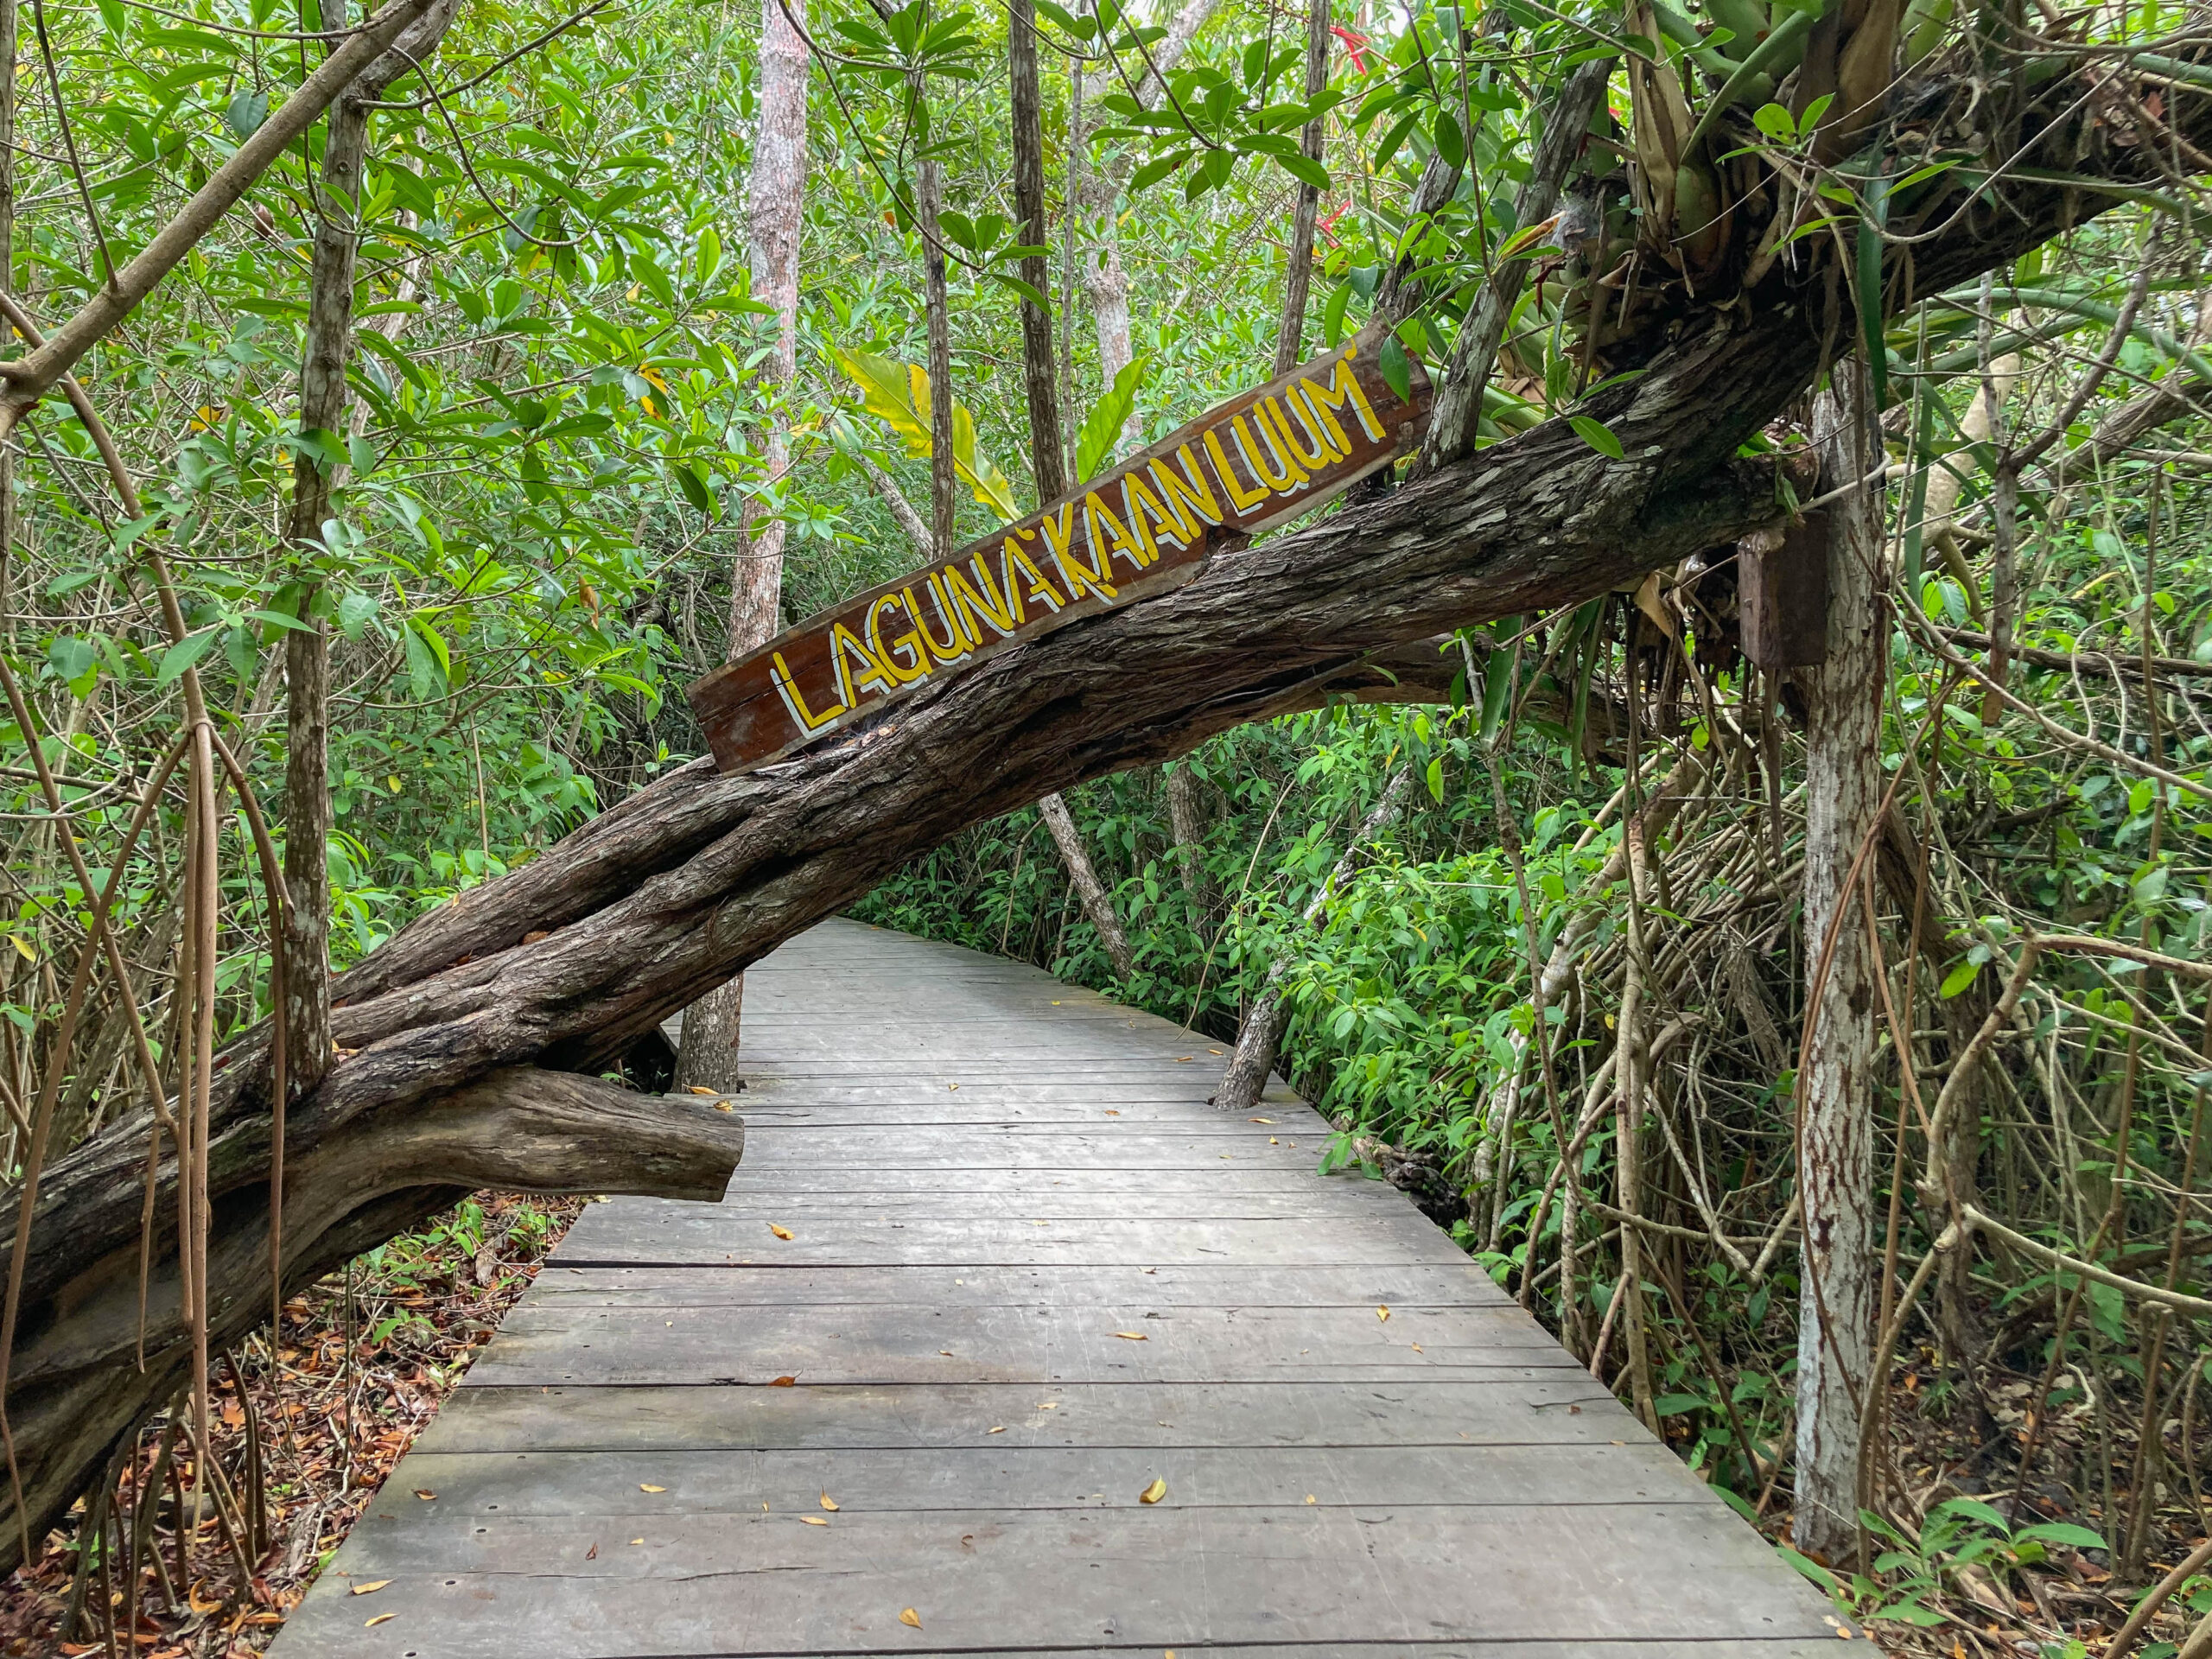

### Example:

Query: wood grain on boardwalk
xmin=277 ymin=918 xmax=1838 ymax=1658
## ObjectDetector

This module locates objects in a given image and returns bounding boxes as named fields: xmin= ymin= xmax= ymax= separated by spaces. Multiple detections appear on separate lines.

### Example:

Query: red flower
xmin=1316 ymin=201 xmax=1351 ymax=246
xmin=1329 ymin=23 xmax=1372 ymax=73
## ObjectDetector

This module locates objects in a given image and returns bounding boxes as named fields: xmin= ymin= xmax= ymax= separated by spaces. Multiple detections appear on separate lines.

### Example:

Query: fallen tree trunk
xmin=0 ymin=60 xmax=2197 ymax=1567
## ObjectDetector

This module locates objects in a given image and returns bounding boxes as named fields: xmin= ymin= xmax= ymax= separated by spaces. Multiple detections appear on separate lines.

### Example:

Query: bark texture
xmin=1790 ymin=358 xmax=1885 ymax=1560
xmin=283 ymin=0 xmax=461 ymax=1103
xmin=2 ymin=69 xmax=2193 ymax=1567
xmin=1038 ymin=792 xmax=1135 ymax=980
xmin=1270 ymin=0 xmax=1330 ymax=378
xmin=1008 ymin=0 xmax=1065 ymax=502
xmin=679 ymin=0 xmax=807 ymax=1092
xmin=1216 ymin=766 xmax=1414 ymax=1112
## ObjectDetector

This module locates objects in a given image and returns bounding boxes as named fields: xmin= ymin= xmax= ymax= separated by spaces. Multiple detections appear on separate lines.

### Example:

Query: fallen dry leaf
xmin=1376 ymin=1306 xmax=1390 ymax=1322
xmin=413 ymin=1489 xmax=436 ymax=1500
xmin=820 ymin=1492 xmax=839 ymax=1511
xmin=365 ymin=1613 xmax=395 ymax=1627
xmin=1139 ymin=1478 xmax=1167 ymax=1504
xmin=1036 ymin=1402 xmax=1058 ymax=1409
xmin=640 ymin=1484 xmax=667 ymax=1493
xmin=631 ymin=1538 xmax=645 ymax=1545
xmin=1103 ymin=1109 xmax=1121 ymax=1116
xmin=768 ymin=1224 xmax=794 ymax=1240
xmin=899 ymin=1608 xmax=923 ymax=1630
xmin=688 ymin=1084 xmax=719 ymax=1096
xmin=987 ymin=1426 xmax=1005 ymax=1433
xmin=1249 ymin=1117 xmax=1274 ymax=1124
xmin=349 ymin=1581 xmax=391 ymax=1596
xmin=1112 ymin=1331 xmax=1147 ymax=1340
xmin=715 ymin=1102 xmax=735 ymax=1112
xmin=586 ymin=1542 xmax=598 ymax=1560
xmin=801 ymin=1516 xmax=829 ymax=1527
xmin=1305 ymin=1495 xmax=1316 ymax=1504
xmin=769 ymin=1375 xmax=798 ymax=1386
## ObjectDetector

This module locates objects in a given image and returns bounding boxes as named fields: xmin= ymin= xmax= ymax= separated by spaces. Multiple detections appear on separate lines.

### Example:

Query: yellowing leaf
xmin=819 ymin=1493 xmax=839 ymax=1511
xmin=801 ymin=1515 xmax=829 ymax=1526
xmin=1139 ymin=1478 xmax=1167 ymax=1504
xmin=987 ymin=1426 xmax=1005 ymax=1433
xmin=1376 ymin=1306 xmax=1390 ymax=1322
xmin=640 ymin=1484 xmax=667 ymax=1493
xmin=365 ymin=1612 xmax=395 ymax=1627
xmin=1305 ymin=1494 xmax=1317 ymax=1503
xmin=769 ymin=1224 xmax=793 ymax=1240
xmin=1112 ymin=1331 xmax=1147 ymax=1340
xmin=413 ymin=1489 xmax=436 ymax=1500
xmin=831 ymin=346 xmax=1020 ymax=523
xmin=688 ymin=1085 xmax=719 ymax=1096
xmin=899 ymin=1608 xmax=923 ymax=1630
xmin=350 ymin=1580 xmax=391 ymax=1595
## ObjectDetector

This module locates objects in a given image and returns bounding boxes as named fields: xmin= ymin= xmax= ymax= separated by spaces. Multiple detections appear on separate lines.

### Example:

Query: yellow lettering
xmin=1085 ymin=489 xmax=1150 ymax=577
xmin=831 ymin=620 xmax=900 ymax=706
xmin=905 ymin=579 xmax=971 ymax=666
xmin=868 ymin=594 xmax=928 ymax=684
xmin=1039 ymin=501 xmax=1117 ymax=601
xmin=1121 ymin=471 xmax=1185 ymax=553
xmin=1231 ymin=410 xmax=1310 ymax=494
xmin=1300 ymin=353 xmax=1386 ymax=446
xmin=1150 ymin=447 xmax=1221 ymax=533
xmin=1203 ymin=427 xmax=1271 ymax=513
xmin=770 ymin=651 xmax=845 ymax=734
xmin=1268 ymin=391 xmax=1339 ymax=470
xmin=1002 ymin=535 xmax=1065 ymax=614
xmin=944 ymin=557 xmax=1019 ymax=641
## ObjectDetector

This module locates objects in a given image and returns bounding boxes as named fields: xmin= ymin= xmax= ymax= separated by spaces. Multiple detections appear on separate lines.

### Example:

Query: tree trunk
xmin=1216 ymin=766 xmax=1414 ymax=1113
xmin=1008 ymin=0 xmax=1065 ymax=504
xmin=1037 ymin=792 xmax=1135 ymax=980
xmin=1790 ymin=356 xmax=1885 ymax=1562
xmin=0 ymin=92 xmax=2169 ymax=1563
xmin=1078 ymin=0 xmax=1223 ymax=451
xmin=677 ymin=0 xmax=808 ymax=1094
xmin=1270 ymin=0 xmax=1330 ymax=378
xmin=1166 ymin=760 xmax=1219 ymax=944
xmin=281 ymin=0 xmax=461 ymax=1108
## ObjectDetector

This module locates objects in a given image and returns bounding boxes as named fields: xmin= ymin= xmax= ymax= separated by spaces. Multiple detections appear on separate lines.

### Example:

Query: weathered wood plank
xmin=418 ymin=1378 xmax=1641 ymax=1456
xmin=278 ymin=1503 xmax=1833 ymax=1657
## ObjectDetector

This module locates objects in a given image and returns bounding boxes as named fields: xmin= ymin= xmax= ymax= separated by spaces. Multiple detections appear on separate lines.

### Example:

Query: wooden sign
xmin=688 ymin=328 xmax=1433 ymax=774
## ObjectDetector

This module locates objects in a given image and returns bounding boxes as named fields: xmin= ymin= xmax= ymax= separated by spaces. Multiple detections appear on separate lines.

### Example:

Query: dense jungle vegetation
xmin=0 ymin=0 xmax=2207 ymax=1645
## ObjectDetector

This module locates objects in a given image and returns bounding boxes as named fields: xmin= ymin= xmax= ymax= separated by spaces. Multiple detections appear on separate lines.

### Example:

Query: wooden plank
xmin=318 ymin=1441 xmax=1718 ymax=1517
xmin=524 ymin=1262 xmax=1514 ymax=1307
xmin=550 ymin=1213 xmax=1478 ymax=1268
xmin=420 ymin=1378 xmax=1643 ymax=1456
xmin=461 ymin=1300 xmax=1573 ymax=1388
xmin=685 ymin=334 xmax=1429 ymax=772
xmin=275 ymin=1503 xmax=1833 ymax=1658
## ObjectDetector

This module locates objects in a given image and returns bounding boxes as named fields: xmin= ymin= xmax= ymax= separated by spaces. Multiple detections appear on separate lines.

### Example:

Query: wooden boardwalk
xmin=278 ymin=918 xmax=1838 ymax=1658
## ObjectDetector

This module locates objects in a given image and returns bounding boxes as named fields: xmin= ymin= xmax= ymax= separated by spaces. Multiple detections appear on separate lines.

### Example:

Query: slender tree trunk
xmin=679 ymin=0 xmax=808 ymax=1094
xmin=1217 ymin=765 xmax=1413 ymax=1112
xmin=1166 ymin=760 xmax=1218 ymax=944
xmin=1272 ymin=0 xmax=1330 ymax=377
xmin=1038 ymin=792 xmax=1135 ymax=980
xmin=1008 ymin=0 xmax=1065 ymax=504
xmin=1077 ymin=0 xmax=1223 ymax=451
xmin=1791 ymin=357 xmax=1885 ymax=1562
xmin=914 ymin=148 xmax=957 ymax=558
xmin=282 ymin=0 xmax=460 ymax=1102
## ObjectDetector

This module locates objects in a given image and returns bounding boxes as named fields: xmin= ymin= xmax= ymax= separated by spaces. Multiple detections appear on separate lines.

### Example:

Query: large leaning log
xmin=0 ymin=57 xmax=2201 ymax=1567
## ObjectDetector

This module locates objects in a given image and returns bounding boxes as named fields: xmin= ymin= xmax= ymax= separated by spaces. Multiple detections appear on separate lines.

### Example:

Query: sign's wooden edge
xmin=687 ymin=329 xmax=1431 ymax=776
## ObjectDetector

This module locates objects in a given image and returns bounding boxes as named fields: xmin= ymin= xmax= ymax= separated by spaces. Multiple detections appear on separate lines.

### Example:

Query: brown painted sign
xmin=688 ymin=330 xmax=1433 ymax=774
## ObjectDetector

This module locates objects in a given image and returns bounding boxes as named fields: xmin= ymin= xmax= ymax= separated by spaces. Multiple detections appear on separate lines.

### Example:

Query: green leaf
xmin=1432 ymin=105 xmax=1466 ymax=171
xmin=2013 ymin=1522 xmax=2107 ymax=1551
xmin=156 ymin=628 xmax=219 ymax=685
xmin=1277 ymin=152 xmax=1330 ymax=192
xmin=225 ymin=88 xmax=270 ymax=140
xmin=1322 ymin=281 xmax=1352 ymax=348
xmin=1939 ymin=959 xmax=1980 ymax=999
xmin=1376 ymin=335 xmax=1413 ymax=403
xmin=1074 ymin=355 xmax=1150 ymax=483
xmin=672 ymin=461 xmax=715 ymax=518
xmin=1425 ymin=755 xmax=1445 ymax=803
xmin=1568 ymin=415 xmax=1624 ymax=459
xmin=1751 ymin=101 xmax=1796 ymax=140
